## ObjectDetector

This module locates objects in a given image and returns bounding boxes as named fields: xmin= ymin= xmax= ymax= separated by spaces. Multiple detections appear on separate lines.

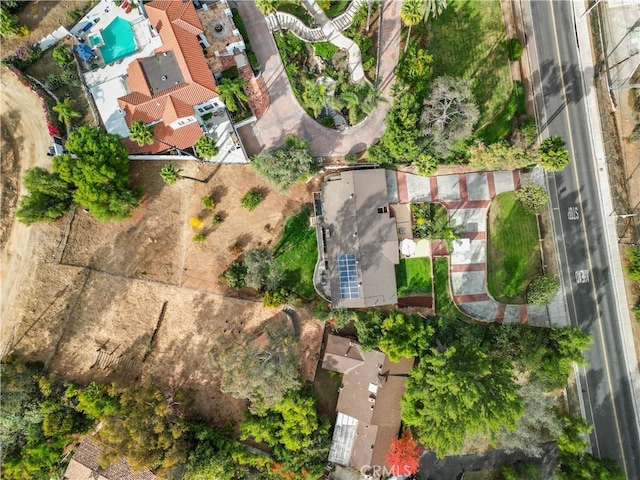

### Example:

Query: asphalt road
xmin=526 ymin=1 xmax=640 ymax=477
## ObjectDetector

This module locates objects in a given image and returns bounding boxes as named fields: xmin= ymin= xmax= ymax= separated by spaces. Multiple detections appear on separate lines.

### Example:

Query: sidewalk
xmin=235 ymin=1 xmax=400 ymax=157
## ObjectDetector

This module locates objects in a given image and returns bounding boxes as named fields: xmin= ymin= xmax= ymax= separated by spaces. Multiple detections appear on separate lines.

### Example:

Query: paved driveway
xmin=235 ymin=1 xmax=400 ymax=156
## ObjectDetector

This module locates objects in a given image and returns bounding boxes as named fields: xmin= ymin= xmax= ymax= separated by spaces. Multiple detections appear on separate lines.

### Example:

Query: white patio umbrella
xmin=399 ymin=238 xmax=416 ymax=257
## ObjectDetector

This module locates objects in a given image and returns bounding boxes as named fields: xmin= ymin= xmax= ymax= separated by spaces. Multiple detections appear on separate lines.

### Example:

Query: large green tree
xmin=240 ymin=390 xmax=331 ymax=477
xmin=244 ymin=247 xmax=284 ymax=292
xmin=379 ymin=88 xmax=422 ymax=161
xmin=488 ymin=324 xmax=592 ymax=389
xmin=15 ymin=167 xmax=74 ymax=225
xmin=250 ymin=136 xmax=318 ymax=191
xmin=53 ymin=126 xmax=140 ymax=220
xmin=401 ymin=0 xmax=423 ymax=52
xmin=96 ymin=385 xmax=187 ymax=473
xmin=401 ymin=344 xmax=524 ymax=457
xmin=378 ymin=311 xmax=433 ymax=361
xmin=194 ymin=135 xmax=218 ymax=159
xmin=209 ymin=323 xmax=301 ymax=413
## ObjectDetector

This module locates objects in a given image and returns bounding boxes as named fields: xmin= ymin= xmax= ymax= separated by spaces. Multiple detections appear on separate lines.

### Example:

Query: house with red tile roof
xmin=117 ymin=0 xmax=225 ymax=155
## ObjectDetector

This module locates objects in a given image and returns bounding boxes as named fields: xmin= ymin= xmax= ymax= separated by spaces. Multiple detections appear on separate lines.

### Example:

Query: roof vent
xmin=163 ymin=51 xmax=168 ymax=56
xmin=161 ymin=75 xmax=167 ymax=81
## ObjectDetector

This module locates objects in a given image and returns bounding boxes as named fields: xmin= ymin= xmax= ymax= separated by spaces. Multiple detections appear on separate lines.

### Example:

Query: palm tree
xmin=160 ymin=163 xmax=206 ymax=185
xmin=52 ymin=98 xmax=81 ymax=128
xmin=217 ymin=78 xmax=249 ymax=113
xmin=302 ymin=79 xmax=327 ymax=117
xmin=401 ymin=0 xmax=423 ymax=53
xmin=361 ymin=80 xmax=385 ymax=115
xmin=424 ymin=0 xmax=448 ymax=19
xmin=129 ymin=121 xmax=154 ymax=146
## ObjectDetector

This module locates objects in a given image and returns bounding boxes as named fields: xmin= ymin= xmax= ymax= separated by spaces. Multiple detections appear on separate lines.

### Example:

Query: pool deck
xmin=77 ymin=1 xmax=162 ymax=138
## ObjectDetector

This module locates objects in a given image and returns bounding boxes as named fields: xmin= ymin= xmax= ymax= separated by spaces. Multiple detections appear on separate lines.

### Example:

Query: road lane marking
xmin=575 ymin=270 xmax=590 ymax=284
xmin=549 ymin=2 xmax=628 ymax=473
xmin=568 ymin=206 xmax=580 ymax=220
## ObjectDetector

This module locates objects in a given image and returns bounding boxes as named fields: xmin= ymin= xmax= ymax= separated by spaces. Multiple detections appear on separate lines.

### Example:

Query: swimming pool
xmin=99 ymin=17 xmax=136 ymax=64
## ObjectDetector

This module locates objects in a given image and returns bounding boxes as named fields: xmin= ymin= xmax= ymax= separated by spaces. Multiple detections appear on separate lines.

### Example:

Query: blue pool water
xmin=99 ymin=17 xmax=136 ymax=64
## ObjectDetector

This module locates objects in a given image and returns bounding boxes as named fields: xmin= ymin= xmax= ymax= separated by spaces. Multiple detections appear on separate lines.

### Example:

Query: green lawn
xmin=396 ymin=258 xmax=433 ymax=297
xmin=420 ymin=0 xmax=514 ymax=129
xmin=313 ymin=369 xmax=342 ymax=422
xmin=277 ymin=1 xmax=315 ymax=26
xmin=274 ymin=209 xmax=318 ymax=300
xmin=323 ymin=0 xmax=350 ymax=18
xmin=434 ymin=257 xmax=470 ymax=321
xmin=487 ymin=192 xmax=542 ymax=303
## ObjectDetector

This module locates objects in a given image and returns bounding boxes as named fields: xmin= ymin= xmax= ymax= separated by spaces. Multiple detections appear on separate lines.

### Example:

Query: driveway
xmin=397 ymin=170 xmax=559 ymax=326
xmin=234 ymin=1 xmax=400 ymax=156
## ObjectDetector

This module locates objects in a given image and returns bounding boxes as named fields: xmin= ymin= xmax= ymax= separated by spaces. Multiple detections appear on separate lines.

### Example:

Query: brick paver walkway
xmin=398 ymin=170 xmax=551 ymax=326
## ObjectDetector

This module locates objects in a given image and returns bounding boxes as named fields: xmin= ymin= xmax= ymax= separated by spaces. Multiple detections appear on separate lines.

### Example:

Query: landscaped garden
xmin=487 ymin=191 xmax=542 ymax=303
xmin=274 ymin=208 xmax=318 ymax=300
xmin=396 ymin=257 xmax=433 ymax=297
xmin=425 ymin=0 xmax=516 ymax=136
xmin=368 ymin=0 xmax=529 ymax=168
xmin=268 ymin=1 xmax=381 ymax=126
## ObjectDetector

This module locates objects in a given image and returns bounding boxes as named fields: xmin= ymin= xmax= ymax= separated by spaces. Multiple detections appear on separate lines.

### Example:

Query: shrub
xmin=332 ymin=308 xmax=356 ymax=330
xmin=263 ymin=288 xmax=288 ymax=307
xmin=228 ymin=242 xmax=243 ymax=255
xmin=314 ymin=42 xmax=338 ymax=60
xmin=633 ymin=304 xmax=640 ymax=324
xmin=241 ymin=189 xmax=265 ymax=211
xmin=52 ymin=46 xmax=72 ymax=69
xmin=190 ymin=217 xmax=204 ymax=228
xmin=344 ymin=152 xmax=359 ymax=163
xmin=626 ymin=248 xmax=640 ymax=282
xmin=321 ymin=116 xmax=334 ymax=128
xmin=222 ymin=261 xmax=247 ymax=289
xmin=312 ymin=299 xmax=330 ymax=321
xmin=507 ymin=38 xmax=523 ymax=61
xmin=514 ymin=183 xmax=548 ymax=214
xmin=18 ymin=24 xmax=29 ymax=36
xmin=201 ymin=196 xmax=215 ymax=210
xmin=66 ymin=7 xmax=83 ymax=24
xmin=193 ymin=233 xmax=207 ymax=243
xmin=212 ymin=214 xmax=223 ymax=225
xmin=526 ymin=275 xmax=560 ymax=305
xmin=414 ymin=153 xmax=438 ymax=176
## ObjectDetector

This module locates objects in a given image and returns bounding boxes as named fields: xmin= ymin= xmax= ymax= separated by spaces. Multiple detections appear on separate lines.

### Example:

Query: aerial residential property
xmin=322 ymin=334 xmax=413 ymax=477
xmin=313 ymin=169 xmax=400 ymax=308
xmin=2 ymin=0 xmax=640 ymax=479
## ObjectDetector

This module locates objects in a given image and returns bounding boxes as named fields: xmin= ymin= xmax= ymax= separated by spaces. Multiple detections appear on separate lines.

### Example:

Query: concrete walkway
xmin=235 ymin=0 xmax=400 ymax=156
xmin=399 ymin=170 xmax=554 ymax=327
xmin=264 ymin=0 xmax=367 ymax=82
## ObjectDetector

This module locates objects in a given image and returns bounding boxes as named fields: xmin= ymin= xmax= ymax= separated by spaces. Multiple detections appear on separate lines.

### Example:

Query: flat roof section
xmin=140 ymin=51 xmax=185 ymax=95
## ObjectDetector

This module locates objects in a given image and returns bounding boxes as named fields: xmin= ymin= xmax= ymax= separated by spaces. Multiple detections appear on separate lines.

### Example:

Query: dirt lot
xmin=1 ymin=71 xmax=324 ymax=427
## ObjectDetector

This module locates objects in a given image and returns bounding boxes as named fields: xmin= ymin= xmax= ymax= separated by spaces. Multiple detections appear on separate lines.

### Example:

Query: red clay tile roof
xmin=118 ymin=0 xmax=218 ymax=153
xmin=125 ymin=120 xmax=203 ymax=154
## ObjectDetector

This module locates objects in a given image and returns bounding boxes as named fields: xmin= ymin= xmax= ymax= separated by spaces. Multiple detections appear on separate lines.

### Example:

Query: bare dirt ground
xmin=3 ymin=159 xmax=324 ymax=425
xmin=0 ymin=68 xmax=52 ymax=339
xmin=1 ymin=74 xmax=324 ymax=427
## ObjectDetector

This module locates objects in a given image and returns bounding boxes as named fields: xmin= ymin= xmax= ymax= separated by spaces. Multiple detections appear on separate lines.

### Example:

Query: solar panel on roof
xmin=338 ymin=254 xmax=360 ymax=299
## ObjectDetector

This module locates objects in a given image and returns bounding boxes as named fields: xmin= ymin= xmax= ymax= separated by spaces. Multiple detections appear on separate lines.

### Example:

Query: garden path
xmin=397 ymin=170 xmax=563 ymax=327
xmin=236 ymin=0 xmax=400 ymax=156
xmin=263 ymin=0 xmax=367 ymax=82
